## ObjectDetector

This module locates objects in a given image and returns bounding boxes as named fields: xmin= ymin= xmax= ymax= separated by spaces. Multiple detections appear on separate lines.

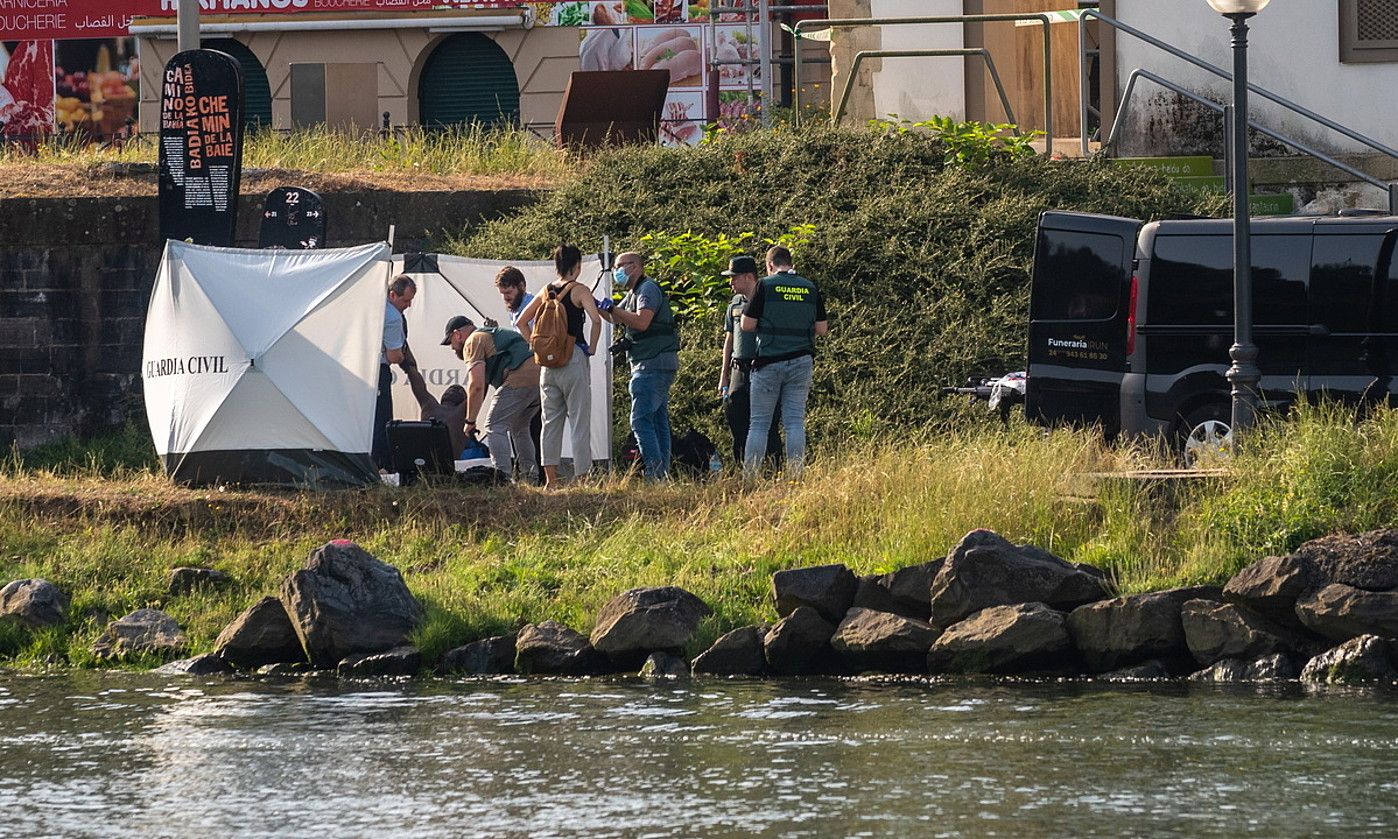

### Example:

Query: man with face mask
xmin=600 ymin=251 xmax=680 ymax=480
xmin=442 ymin=314 xmax=540 ymax=482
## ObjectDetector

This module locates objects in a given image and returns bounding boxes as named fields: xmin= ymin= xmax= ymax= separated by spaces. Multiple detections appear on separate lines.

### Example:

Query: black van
xmin=1025 ymin=210 xmax=1398 ymax=454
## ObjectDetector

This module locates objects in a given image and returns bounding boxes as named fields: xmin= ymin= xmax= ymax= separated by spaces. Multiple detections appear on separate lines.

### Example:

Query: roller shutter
xmin=204 ymin=38 xmax=273 ymax=130
xmin=418 ymin=34 xmax=520 ymax=129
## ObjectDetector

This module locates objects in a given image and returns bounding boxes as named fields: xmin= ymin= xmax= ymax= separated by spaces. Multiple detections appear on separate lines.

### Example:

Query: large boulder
xmin=590 ymin=586 xmax=712 ymax=665
xmin=1295 ymin=584 xmax=1398 ymax=642
xmin=439 ymin=634 xmax=517 ymax=676
xmin=155 ymin=654 xmax=236 ymax=676
xmin=1300 ymin=635 xmax=1398 ymax=684
xmin=1181 ymin=599 xmax=1308 ymax=666
xmin=691 ymin=625 xmax=767 ymax=676
xmin=928 ymin=602 xmax=1075 ymax=675
xmin=215 ymin=596 xmax=307 ymax=669
xmin=852 ymin=576 xmax=923 ymax=620
xmin=338 ymin=645 xmax=421 ymax=679
xmin=515 ymin=621 xmax=605 ymax=676
xmin=0 ymin=579 xmax=68 ymax=628
xmin=830 ymin=608 xmax=941 ymax=673
xmin=1226 ymin=530 xmax=1398 ymax=628
xmin=771 ymin=564 xmax=858 ymax=624
xmin=1067 ymin=586 xmax=1222 ymax=673
xmin=928 ymin=530 xmax=1109 ymax=627
xmin=763 ymin=606 xmax=837 ymax=676
xmin=278 ymin=541 xmax=424 ymax=667
xmin=878 ymin=560 xmax=943 ymax=619
xmin=1188 ymin=653 xmax=1298 ymax=683
xmin=168 ymin=567 xmax=232 ymax=596
xmin=92 ymin=608 xmax=186 ymax=659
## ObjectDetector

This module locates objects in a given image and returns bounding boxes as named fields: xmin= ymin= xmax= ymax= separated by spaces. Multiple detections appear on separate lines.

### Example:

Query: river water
xmin=1 ymin=673 xmax=1395 ymax=838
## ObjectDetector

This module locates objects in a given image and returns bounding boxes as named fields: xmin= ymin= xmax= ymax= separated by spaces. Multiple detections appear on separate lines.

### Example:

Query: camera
xmin=608 ymin=335 xmax=634 ymax=356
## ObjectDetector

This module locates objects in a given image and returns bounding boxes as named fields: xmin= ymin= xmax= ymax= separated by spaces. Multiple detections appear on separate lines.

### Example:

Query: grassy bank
xmin=4 ymin=403 xmax=1396 ymax=669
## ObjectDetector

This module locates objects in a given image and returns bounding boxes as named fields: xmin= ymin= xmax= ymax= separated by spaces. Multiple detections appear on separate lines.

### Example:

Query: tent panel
xmin=142 ymin=250 xmax=253 ymax=456
xmin=261 ymin=257 xmax=386 ymax=452
xmin=189 ymin=369 xmax=341 ymax=453
xmin=391 ymin=254 xmax=613 ymax=463
xmin=165 ymin=449 xmax=377 ymax=488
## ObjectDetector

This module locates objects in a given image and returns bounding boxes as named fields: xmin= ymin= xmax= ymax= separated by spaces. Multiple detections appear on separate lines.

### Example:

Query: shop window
xmin=1340 ymin=0 xmax=1398 ymax=64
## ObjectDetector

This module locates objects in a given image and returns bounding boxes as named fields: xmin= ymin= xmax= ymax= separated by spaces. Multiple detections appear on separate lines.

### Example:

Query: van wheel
xmin=1178 ymin=404 xmax=1233 ymax=468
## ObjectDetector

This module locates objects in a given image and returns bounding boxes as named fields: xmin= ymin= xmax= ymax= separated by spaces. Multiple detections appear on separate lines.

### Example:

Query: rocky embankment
xmin=5 ymin=530 xmax=1398 ymax=686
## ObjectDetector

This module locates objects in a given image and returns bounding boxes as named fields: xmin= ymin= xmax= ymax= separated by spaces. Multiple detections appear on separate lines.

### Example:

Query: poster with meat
xmin=0 ymin=40 xmax=55 ymax=141
xmin=158 ymin=49 xmax=244 ymax=246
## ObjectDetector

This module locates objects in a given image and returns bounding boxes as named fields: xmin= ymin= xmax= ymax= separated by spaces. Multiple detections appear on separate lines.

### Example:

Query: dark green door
xmin=418 ymin=34 xmax=520 ymax=129
xmin=204 ymin=38 xmax=272 ymax=130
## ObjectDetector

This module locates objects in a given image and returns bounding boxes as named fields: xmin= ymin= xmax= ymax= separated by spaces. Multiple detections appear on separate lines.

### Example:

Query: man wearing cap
xmin=740 ymin=245 xmax=828 ymax=478
xmin=719 ymin=255 xmax=782 ymax=469
xmin=443 ymin=314 xmax=541 ymax=482
xmin=374 ymin=275 xmax=416 ymax=471
xmin=599 ymin=251 xmax=680 ymax=480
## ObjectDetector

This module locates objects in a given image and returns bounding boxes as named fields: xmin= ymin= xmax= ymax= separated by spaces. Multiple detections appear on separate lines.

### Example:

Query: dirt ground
xmin=0 ymin=163 xmax=552 ymax=199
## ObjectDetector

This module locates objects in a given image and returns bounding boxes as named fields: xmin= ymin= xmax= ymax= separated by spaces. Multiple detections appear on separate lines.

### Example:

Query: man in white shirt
xmin=373 ymin=275 xmax=416 ymax=471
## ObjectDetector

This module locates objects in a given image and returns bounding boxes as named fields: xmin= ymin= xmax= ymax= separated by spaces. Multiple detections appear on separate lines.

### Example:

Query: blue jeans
xmin=744 ymin=355 xmax=814 ymax=477
xmin=630 ymin=369 xmax=675 ymax=479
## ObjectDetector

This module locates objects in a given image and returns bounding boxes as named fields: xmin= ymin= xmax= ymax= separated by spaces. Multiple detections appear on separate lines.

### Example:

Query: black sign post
xmin=158 ymin=50 xmax=245 ymax=246
xmin=259 ymin=186 xmax=325 ymax=249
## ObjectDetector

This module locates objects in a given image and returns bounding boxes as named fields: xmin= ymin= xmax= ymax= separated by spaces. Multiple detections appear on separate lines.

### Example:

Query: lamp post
xmin=1208 ymin=0 xmax=1270 ymax=437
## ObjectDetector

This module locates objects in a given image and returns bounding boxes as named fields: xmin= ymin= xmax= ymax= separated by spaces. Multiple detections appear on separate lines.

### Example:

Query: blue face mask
xmin=613 ymin=266 xmax=629 ymax=289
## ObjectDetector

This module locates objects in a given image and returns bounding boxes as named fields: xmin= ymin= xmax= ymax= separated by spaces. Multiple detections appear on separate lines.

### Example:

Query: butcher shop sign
xmin=158 ymin=49 xmax=244 ymax=246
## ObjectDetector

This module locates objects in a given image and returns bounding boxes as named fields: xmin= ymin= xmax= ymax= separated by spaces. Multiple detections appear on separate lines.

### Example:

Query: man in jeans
xmin=740 ymin=245 xmax=828 ymax=478
xmin=602 ymin=251 xmax=680 ymax=479
xmin=719 ymin=255 xmax=782 ymax=468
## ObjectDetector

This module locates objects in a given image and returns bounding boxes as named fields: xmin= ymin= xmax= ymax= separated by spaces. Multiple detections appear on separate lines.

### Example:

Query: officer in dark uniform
xmin=719 ymin=255 xmax=782 ymax=468
xmin=740 ymin=246 xmax=828 ymax=477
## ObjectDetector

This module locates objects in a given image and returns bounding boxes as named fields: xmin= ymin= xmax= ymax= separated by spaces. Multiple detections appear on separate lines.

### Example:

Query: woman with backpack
xmin=519 ymin=244 xmax=604 ymax=488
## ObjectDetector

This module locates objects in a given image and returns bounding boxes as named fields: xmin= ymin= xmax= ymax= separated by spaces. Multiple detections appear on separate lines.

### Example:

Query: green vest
xmin=480 ymin=326 xmax=532 ymax=387
xmin=624 ymin=278 xmax=680 ymax=362
xmin=755 ymin=273 xmax=818 ymax=358
xmin=728 ymin=294 xmax=757 ymax=360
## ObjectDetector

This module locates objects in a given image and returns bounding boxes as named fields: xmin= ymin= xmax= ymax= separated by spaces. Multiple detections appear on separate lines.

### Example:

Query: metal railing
xmin=792 ymin=13 xmax=1056 ymax=154
xmin=1079 ymin=9 xmax=1398 ymax=212
xmin=833 ymin=49 xmax=1018 ymax=129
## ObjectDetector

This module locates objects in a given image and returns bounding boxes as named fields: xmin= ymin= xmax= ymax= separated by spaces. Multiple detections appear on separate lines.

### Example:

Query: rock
xmin=831 ymin=607 xmax=942 ymax=673
xmin=928 ymin=602 xmax=1075 ymax=675
xmin=515 ymin=621 xmax=605 ymax=676
xmin=1189 ymin=654 xmax=1298 ymax=683
xmin=589 ymin=586 xmax=712 ymax=665
xmin=92 ymin=608 xmax=186 ymax=659
xmin=1099 ymin=659 xmax=1172 ymax=681
xmin=214 ymin=597 xmax=307 ymax=670
xmin=639 ymin=651 xmax=690 ymax=679
xmin=763 ymin=606 xmax=837 ymax=676
xmin=278 ymin=540 xmax=424 ymax=667
xmin=256 ymin=662 xmax=317 ymax=677
xmin=154 ymin=654 xmax=235 ymax=676
xmin=0 ymin=579 xmax=68 ymax=628
xmin=878 ymin=560 xmax=943 ymax=618
xmin=1223 ymin=554 xmax=1316 ymax=629
xmin=928 ymin=530 xmax=1110 ymax=627
xmin=1181 ymin=599 xmax=1307 ymax=666
xmin=338 ymin=645 xmax=421 ymax=678
xmin=439 ymin=634 xmax=517 ymax=676
xmin=1295 ymin=584 xmax=1398 ymax=642
xmin=691 ymin=625 xmax=767 ymax=676
xmin=772 ymin=564 xmax=858 ymax=623
xmin=851 ymin=575 xmax=919 ymax=619
xmin=167 ymin=567 xmax=232 ymax=595
xmin=1067 ymin=586 xmax=1222 ymax=673
xmin=1301 ymin=635 xmax=1398 ymax=684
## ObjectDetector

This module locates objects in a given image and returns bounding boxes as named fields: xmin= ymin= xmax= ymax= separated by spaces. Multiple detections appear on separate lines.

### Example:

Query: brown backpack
xmin=530 ymin=281 xmax=577 ymax=368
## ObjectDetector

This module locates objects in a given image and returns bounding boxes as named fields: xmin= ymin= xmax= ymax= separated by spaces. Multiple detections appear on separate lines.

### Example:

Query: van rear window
xmin=1148 ymin=235 xmax=1308 ymax=326
xmin=1032 ymin=231 xmax=1126 ymax=321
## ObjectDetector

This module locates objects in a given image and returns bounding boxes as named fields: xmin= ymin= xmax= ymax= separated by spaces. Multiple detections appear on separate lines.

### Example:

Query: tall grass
xmin=1 ymin=124 xmax=576 ymax=179
xmin=3 ymin=405 xmax=1396 ymax=668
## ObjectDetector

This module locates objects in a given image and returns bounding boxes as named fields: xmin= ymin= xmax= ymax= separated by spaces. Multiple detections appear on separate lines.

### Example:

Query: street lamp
xmin=1208 ymin=0 xmax=1270 ymax=437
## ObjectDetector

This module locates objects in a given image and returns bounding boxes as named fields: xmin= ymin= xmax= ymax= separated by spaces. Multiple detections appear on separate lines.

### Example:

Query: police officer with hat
xmin=719 ymin=255 xmax=782 ymax=469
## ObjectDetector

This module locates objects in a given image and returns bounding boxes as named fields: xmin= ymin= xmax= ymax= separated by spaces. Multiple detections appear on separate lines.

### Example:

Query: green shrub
xmin=450 ymin=124 xmax=1221 ymax=450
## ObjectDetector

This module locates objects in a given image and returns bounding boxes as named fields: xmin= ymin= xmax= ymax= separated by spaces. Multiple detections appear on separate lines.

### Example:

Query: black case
xmin=386 ymin=419 xmax=455 ymax=485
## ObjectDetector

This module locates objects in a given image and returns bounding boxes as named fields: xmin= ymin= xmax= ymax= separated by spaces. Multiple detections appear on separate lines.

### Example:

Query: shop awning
xmin=129 ymin=9 xmax=533 ymax=37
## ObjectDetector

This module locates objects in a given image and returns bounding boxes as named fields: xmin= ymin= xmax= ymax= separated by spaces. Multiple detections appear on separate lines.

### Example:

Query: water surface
xmin=2 ymin=672 xmax=1395 ymax=837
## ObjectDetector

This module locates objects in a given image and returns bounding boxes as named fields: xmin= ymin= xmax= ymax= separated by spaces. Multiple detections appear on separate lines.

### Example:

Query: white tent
xmin=391 ymin=253 xmax=613 ymax=464
xmin=143 ymin=240 xmax=392 ymax=487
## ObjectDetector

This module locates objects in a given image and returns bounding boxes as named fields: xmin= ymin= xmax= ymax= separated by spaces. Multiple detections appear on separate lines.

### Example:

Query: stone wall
xmin=0 ymin=187 xmax=539 ymax=450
